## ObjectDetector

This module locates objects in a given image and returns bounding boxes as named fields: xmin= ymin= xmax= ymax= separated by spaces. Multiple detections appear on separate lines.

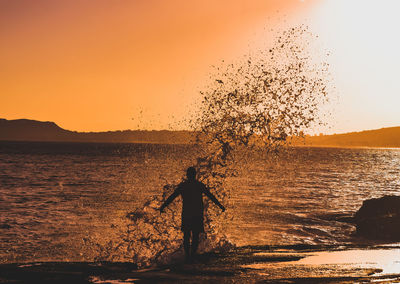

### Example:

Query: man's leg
xmin=191 ymin=231 xmax=200 ymax=258
xmin=183 ymin=230 xmax=191 ymax=261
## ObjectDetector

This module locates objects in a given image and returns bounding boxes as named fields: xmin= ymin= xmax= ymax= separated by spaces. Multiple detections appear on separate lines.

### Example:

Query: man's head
xmin=186 ymin=167 xmax=196 ymax=180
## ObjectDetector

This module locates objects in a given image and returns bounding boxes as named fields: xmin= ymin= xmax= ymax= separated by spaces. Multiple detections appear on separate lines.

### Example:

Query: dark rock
xmin=354 ymin=195 xmax=400 ymax=240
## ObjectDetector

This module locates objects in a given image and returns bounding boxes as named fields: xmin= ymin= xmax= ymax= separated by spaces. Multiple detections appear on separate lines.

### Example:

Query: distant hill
xmin=1 ymin=118 xmax=400 ymax=147
xmin=0 ymin=118 xmax=194 ymax=144
xmin=299 ymin=127 xmax=400 ymax=148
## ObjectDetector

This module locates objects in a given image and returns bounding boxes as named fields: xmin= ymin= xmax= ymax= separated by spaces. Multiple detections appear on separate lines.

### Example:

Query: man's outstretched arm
xmin=203 ymin=188 xmax=225 ymax=212
xmin=159 ymin=190 xmax=180 ymax=213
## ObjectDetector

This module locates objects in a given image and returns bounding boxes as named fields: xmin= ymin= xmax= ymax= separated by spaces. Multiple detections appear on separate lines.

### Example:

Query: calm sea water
xmin=1 ymin=141 xmax=400 ymax=263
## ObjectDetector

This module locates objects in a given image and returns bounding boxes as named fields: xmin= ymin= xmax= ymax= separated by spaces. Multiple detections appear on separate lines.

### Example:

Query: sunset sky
xmin=1 ymin=0 xmax=400 ymax=133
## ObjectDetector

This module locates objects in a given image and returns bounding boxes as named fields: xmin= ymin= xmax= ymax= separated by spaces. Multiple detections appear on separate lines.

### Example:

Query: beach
xmin=2 ymin=244 xmax=400 ymax=283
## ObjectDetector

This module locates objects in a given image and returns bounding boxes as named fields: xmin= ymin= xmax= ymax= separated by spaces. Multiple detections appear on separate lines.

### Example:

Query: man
xmin=159 ymin=167 xmax=225 ymax=262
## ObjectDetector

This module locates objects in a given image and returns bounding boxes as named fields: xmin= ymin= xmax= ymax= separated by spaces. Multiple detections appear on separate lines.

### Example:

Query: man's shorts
xmin=181 ymin=215 xmax=204 ymax=233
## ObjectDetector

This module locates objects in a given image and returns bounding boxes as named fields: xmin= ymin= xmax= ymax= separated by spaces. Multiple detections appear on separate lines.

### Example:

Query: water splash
xmin=87 ymin=25 xmax=330 ymax=267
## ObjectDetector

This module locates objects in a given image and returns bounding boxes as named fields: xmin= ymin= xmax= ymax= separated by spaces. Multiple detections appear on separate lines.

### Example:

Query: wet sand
xmin=2 ymin=244 xmax=400 ymax=283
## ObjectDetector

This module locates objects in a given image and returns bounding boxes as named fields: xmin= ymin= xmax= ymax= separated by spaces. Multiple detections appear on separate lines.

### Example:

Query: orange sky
xmin=6 ymin=1 xmax=400 ymax=134
xmin=1 ymin=0 xmax=316 ymax=131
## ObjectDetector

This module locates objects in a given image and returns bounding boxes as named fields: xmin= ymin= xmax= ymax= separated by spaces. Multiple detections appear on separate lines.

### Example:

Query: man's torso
xmin=178 ymin=180 xmax=205 ymax=218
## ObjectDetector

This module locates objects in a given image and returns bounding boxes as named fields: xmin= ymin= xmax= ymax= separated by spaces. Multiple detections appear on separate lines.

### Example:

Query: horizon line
xmin=2 ymin=117 xmax=400 ymax=137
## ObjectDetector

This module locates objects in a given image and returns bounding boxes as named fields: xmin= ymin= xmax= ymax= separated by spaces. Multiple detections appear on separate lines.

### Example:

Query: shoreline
xmin=2 ymin=244 xmax=400 ymax=283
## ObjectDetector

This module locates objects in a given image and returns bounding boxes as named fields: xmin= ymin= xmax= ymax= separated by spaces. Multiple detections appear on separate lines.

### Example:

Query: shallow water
xmin=1 ymin=141 xmax=400 ymax=263
xmin=246 ymin=246 xmax=400 ymax=275
xmin=296 ymin=248 xmax=400 ymax=275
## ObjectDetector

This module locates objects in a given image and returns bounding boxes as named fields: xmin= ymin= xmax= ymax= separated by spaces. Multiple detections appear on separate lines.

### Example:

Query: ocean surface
xmin=1 ymin=141 xmax=400 ymax=264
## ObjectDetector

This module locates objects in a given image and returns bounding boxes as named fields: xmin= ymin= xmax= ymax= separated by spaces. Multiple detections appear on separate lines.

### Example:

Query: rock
xmin=354 ymin=195 xmax=400 ymax=240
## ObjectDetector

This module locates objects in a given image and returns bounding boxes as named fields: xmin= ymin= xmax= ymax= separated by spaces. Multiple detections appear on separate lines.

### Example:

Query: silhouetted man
xmin=159 ymin=167 xmax=225 ymax=262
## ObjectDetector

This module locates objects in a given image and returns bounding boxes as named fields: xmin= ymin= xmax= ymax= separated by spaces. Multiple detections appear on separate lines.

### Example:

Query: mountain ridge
xmin=0 ymin=118 xmax=194 ymax=144
xmin=1 ymin=118 xmax=400 ymax=147
xmin=297 ymin=126 xmax=400 ymax=148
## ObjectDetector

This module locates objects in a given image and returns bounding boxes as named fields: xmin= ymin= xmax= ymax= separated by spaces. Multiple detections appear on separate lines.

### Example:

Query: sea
xmin=1 ymin=141 xmax=400 ymax=264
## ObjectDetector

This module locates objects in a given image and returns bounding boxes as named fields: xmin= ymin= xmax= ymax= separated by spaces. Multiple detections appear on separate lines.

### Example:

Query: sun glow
xmin=310 ymin=0 xmax=400 ymax=133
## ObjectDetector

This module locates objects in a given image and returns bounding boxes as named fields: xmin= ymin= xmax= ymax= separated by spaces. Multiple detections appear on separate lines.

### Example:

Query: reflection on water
xmin=1 ymin=142 xmax=400 ymax=263
xmin=295 ymin=248 xmax=400 ymax=274
xmin=242 ymin=247 xmax=400 ymax=280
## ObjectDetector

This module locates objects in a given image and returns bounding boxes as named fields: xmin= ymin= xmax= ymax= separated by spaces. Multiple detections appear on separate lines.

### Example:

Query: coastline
xmin=2 ymin=118 xmax=400 ymax=149
xmin=2 ymin=244 xmax=400 ymax=283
